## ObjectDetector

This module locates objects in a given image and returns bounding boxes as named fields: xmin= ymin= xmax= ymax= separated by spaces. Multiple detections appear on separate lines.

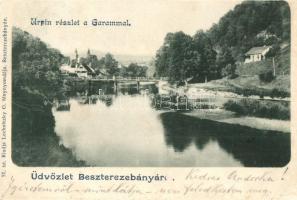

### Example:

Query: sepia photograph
xmin=11 ymin=0 xmax=291 ymax=167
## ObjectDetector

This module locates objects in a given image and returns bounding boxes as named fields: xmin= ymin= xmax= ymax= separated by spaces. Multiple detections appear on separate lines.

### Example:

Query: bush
xmin=266 ymin=44 xmax=281 ymax=58
xmin=223 ymin=98 xmax=290 ymax=120
xmin=224 ymin=100 xmax=248 ymax=115
xmin=259 ymin=70 xmax=275 ymax=82
xmin=227 ymin=85 xmax=289 ymax=99
xmin=221 ymin=64 xmax=238 ymax=79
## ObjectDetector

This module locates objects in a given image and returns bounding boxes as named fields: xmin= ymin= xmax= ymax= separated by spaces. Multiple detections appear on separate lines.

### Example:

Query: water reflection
xmin=53 ymin=83 xmax=290 ymax=167
xmin=160 ymin=112 xmax=290 ymax=167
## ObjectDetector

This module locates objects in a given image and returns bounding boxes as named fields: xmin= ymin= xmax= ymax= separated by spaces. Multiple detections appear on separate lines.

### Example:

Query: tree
xmin=127 ymin=63 xmax=148 ymax=77
xmin=155 ymin=30 xmax=217 ymax=83
xmin=155 ymin=33 xmax=174 ymax=78
xmin=79 ymin=51 xmax=119 ymax=76
xmin=102 ymin=53 xmax=119 ymax=76
xmin=207 ymin=1 xmax=290 ymax=60
xmin=12 ymin=27 xmax=65 ymax=99
xmin=192 ymin=30 xmax=217 ymax=82
xmin=119 ymin=66 xmax=128 ymax=77
xmin=221 ymin=64 xmax=237 ymax=79
xmin=216 ymin=46 xmax=236 ymax=78
xmin=266 ymin=43 xmax=281 ymax=58
xmin=155 ymin=32 xmax=195 ymax=83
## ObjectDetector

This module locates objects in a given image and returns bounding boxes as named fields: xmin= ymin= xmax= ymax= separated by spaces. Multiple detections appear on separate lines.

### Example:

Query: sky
xmin=12 ymin=0 xmax=243 ymax=57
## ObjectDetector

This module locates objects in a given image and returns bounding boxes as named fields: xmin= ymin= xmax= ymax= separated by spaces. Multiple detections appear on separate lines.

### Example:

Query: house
xmin=82 ymin=63 xmax=96 ymax=77
xmin=244 ymin=46 xmax=271 ymax=63
xmin=75 ymin=64 xmax=89 ymax=78
xmin=60 ymin=62 xmax=95 ymax=78
xmin=60 ymin=64 xmax=76 ymax=74
xmin=60 ymin=49 xmax=97 ymax=78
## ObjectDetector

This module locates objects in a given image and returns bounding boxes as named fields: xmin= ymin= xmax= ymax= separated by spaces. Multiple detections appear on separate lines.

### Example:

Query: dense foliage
xmin=223 ymin=98 xmax=290 ymax=120
xmin=208 ymin=1 xmax=290 ymax=60
xmin=12 ymin=27 xmax=65 ymax=99
xmin=222 ymin=82 xmax=289 ymax=99
xmin=12 ymin=27 xmax=86 ymax=166
xmin=79 ymin=51 xmax=119 ymax=76
xmin=119 ymin=63 xmax=148 ymax=77
xmin=155 ymin=1 xmax=290 ymax=83
xmin=259 ymin=70 xmax=275 ymax=83
xmin=155 ymin=31 xmax=219 ymax=83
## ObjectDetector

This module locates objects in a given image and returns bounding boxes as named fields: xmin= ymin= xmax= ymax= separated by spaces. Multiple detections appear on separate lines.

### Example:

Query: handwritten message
xmin=0 ymin=168 xmax=289 ymax=200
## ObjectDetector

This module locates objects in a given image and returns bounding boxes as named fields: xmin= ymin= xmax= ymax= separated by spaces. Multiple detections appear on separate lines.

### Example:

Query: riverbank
xmin=158 ymin=80 xmax=290 ymax=133
xmin=183 ymin=109 xmax=290 ymax=133
xmin=12 ymin=95 xmax=86 ymax=167
xmin=159 ymin=79 xmax=290 ymax=101
xmin=12 ymin=129 xmax=87 ymax=167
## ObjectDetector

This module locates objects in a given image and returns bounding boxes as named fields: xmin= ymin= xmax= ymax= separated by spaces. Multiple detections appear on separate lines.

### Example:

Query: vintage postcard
xmin=0 ymin=0 xmax=296 ymax=199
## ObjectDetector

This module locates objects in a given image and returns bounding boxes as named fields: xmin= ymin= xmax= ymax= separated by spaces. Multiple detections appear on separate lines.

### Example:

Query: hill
xmin=207 ymin=0 xmax=290 ymax=61
xmin=155 ymin=1 xmax=290 ymax=84
xmin=193 ymin=43 xmax=291 ymax=97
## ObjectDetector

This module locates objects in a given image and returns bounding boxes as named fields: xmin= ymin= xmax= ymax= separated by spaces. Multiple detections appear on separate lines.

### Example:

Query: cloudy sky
xmin=12 ymin=0 xmax=242 ymax=57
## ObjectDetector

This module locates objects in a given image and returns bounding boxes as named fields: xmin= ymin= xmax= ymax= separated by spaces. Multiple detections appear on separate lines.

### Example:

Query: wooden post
xmin=88 ymin=80 xmax=91 ymax=96
xmin=273 ymin=57 xmax=276 ymax=76
xmin=137 ymin=81 xmax=140 ymax=92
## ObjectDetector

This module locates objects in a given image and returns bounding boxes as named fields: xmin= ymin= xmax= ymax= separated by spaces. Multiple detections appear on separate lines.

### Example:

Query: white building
xmin=60 ymin=62 xmax=93 ymax=78
xmin=60 ymin=49 xmax=96 ymax=78
xmin=60 ymin=64 xmax=76 ymax=74
xmin=244 ymin=46 xmax=271 ymax=63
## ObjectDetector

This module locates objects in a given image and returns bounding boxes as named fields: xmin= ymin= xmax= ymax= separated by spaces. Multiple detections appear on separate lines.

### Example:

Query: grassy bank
xmin=223 ymin=98 xmax=290 ymax=120
xmin=190 ymin=75 xmax=290 ymax=99
xmin=218 ymin=75 xmax=290 ymax=98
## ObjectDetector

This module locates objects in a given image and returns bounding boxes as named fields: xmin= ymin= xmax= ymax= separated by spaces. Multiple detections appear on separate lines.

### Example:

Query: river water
xmin=52 ymin=83 xmax=290 ymax=167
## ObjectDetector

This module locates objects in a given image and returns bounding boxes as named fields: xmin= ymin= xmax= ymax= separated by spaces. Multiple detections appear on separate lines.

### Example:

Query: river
xmin=52 ymin=82 xmax=290 ymax=167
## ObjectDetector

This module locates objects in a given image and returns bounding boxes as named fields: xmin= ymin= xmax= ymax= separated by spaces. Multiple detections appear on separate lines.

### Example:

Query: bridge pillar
xmin=113 ymin=80 xmax=118 ymax=93
xmin=88 ymin=80 xmax=92 ymax=96
xmin=137 ymin=81 xmax=140 ymax=92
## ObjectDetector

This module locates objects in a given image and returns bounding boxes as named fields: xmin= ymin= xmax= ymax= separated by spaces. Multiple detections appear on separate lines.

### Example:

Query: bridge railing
xmin=109 ymin=76 xmax=159 ymax=81
xmin=75 ymin=75 xmax=166 ymax=82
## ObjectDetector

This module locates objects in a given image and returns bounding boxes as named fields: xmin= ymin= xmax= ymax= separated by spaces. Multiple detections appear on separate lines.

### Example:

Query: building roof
xmin=82 ymin=64 xmax=96 ymax=74
xmin=245 ymin=46 xmax=271 ymax=55
xmin=98 ymin=68 xmax=108 ymax=75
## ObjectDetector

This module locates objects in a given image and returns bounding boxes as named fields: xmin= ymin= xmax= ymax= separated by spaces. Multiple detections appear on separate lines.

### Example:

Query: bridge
xmin=88 ymin=76 xmax=163 ymax=83
xmin=64 ymin=76 xmax=166 ymax=83
xmin=64 ymin=76 xmax=166 ymax=93
xmin=61 ymin=76 xmax=167 ymax=94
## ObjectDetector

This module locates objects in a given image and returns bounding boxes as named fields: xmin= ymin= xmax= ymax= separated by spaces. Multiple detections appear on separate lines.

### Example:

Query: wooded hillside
xmin=155 ymin=0 xmax=290 ymax=83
